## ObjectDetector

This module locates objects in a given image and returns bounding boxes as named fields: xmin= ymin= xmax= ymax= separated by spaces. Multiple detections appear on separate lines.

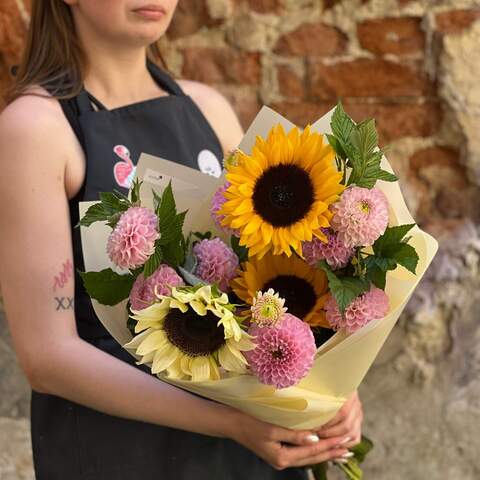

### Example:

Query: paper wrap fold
xmin=78 ymin=107 xmax=438 ymax=429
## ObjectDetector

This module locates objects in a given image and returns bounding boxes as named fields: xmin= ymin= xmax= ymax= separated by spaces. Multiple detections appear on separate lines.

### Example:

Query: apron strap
xmin=147 ymin=59 xmax=186 ymax=97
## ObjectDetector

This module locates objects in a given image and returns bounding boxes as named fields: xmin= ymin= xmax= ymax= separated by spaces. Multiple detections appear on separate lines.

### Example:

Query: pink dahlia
xmin=325 ymin=287 xmax=389 ymax=334
xmin=193 ymin=238 xmax=239 ymax=292
xmin=331 ymin=187 xmax=389 ymax=248
xmin=211 ymin=183 xmax=238 ymax=236
xmin=129 ymin=264 xmax=184 ymax=310
xmin=302 ymin=229 xmax=355 ymax=270
xmin=107 ymin=207 xmax=159 ymax=270
xmin=246 ymin=313 xmax=316 ymax=389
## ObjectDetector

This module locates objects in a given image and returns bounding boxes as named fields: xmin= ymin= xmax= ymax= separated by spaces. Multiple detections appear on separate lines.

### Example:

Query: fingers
xmin=277 ymin=435 xmax=351 ymax=469
xmin=290 ymin=446 xmax=352 ymax=468
xmin=318 ymin=391 xmax=358 ymax=431
xmin=268 ymin=425 xmax=321 ymax=446
xmin=317 ymin=393 xmax=363 ymax=445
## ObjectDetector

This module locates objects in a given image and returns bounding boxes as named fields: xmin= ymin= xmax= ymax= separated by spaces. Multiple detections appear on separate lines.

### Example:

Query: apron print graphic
xmin=113 ymin=146 xmax=222 ymax=188
xmin=113 ymin=145 xmax=136 ymax=188
xmin=197 ymin=149 xmax=222 ymax=178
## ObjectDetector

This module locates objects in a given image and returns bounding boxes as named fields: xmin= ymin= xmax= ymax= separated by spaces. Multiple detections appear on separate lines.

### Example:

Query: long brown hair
xmin=7 ymin=0 xmax=167 ymax=103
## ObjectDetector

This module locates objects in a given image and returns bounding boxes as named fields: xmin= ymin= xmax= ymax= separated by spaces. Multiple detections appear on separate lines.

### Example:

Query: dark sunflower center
xmin=252 ymin=164 xmax=315 ymax=227
xmin=263 ymin=275 xmax=316 ymax=320
xmin=163 ymin=309 xmax=225 ymax=357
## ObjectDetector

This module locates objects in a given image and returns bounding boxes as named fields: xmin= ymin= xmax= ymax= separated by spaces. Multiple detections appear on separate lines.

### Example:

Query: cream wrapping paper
xmin=78 ymin=107 xmax=438 ymax=429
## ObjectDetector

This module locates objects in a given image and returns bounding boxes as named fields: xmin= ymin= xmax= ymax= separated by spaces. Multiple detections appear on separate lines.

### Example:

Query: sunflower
xmin=218 ymin=124 xmax=345 ymax=258
xmin=232 ymin=252 xmax=330 ymax=328
xmin=123 ymin=285 xmax=255 ymax=382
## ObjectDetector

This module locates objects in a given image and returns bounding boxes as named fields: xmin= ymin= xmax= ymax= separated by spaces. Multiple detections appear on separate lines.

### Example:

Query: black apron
xmin=30 ymin=60 xmax=308 ymax=480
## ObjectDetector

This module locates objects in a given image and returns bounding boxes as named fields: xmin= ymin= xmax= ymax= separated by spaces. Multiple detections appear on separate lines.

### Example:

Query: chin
xmin=129 ymin=25 xmax=167 ymax=45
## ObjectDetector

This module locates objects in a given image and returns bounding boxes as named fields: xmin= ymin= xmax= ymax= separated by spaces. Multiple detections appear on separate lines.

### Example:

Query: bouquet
xmin=77 ymin=104 xmax=438 ymax=479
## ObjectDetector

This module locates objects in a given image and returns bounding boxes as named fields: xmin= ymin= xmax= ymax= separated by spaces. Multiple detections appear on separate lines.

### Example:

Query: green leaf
xmin=130 ymin=179 xmax=142 ymax=204
xmin=364 ymin=259 xmax=387 ymax=289
xmin=158 ymin=181 xmax=176 ymax=220
xmin=373 ymin=224 xmax=415 ymax=254
xmin=311 ymin=462 xmax=328 ymax=480
xmin=99 ymin=192 xmax=129 ymax=213
xmin=365 ymin=224 xmax=418 ymax=285
xmin=375 ymin=169 xmax=398 ymax=182
xmin=159 ymin=211 xmax=187 ymax=246
xmin=390 ymin=242 xmax=419 ymax=274
xmin=143 ymin=240 xmax=163 ymax=278
xmin=78 ymin=268 xmax=135 ymax=305
xmin=331 ymin=102 xmax=356 ymax=148
xmin=326 ymin=133 xmax=347 ymax=161
xmin=318 ymin=261 xmax=370 ymax=315
xmin=152 ymin=190 xmax=162 ymax=212
xmin=231 ymin=235 xmax=248 ymax=263
xmin=351 ymin=119 xmax=378 ymax=160
xmin=79 ymin=191 xmax=130 ymax=228
xmin=351 ymin=435 xmax=374 ymax=464
xmin=161 ymin=239 xmax=185 ymax=268
xmin=79 ymin=203 xmax=112 ymax=227
xmin=336 ymin=459 xmax=363 ymax=480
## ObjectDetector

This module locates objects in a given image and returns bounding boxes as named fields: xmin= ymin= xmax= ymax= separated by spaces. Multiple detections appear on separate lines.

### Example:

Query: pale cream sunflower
xmin=124 ymin=286 xmax=255 ymax=382
xmin=232 ymin=252 xmax=330 ymax=328
xmin=218 ymin=124 xmax=345 ymax=258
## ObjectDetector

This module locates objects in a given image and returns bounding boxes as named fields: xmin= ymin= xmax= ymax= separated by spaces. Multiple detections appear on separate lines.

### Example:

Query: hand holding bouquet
xmin=77 ymin=103 xmax=438 ymax=479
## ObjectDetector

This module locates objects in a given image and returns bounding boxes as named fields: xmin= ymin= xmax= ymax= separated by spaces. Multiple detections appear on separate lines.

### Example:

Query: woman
xmin=0 ymin=1 xmax=363 ymax=479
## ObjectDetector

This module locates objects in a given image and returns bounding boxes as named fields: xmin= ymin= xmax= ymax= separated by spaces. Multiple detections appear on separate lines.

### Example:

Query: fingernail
xmin=306 ymin=434 xmax=320 ymax=443
xmin=339 ymin=436 xmax=351 ymax=445
xmin=342 ymin=452 xmax=354 ymax=458
xmin=334 ymin=459 xmax=349 ymax=464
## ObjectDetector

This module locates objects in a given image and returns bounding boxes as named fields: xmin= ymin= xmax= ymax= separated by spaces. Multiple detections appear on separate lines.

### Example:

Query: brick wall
xmin=1 ymin=1 xmax=480 ymax=479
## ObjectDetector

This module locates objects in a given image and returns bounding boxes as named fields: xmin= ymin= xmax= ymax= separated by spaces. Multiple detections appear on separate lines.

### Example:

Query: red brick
xmin=308 ymin=58 xmax=435 ymax=99
xmin=409 ymin=146 xmax=471 ymax=219
xmin=277 ymin=65 xmax=305 ymax=99
xmin=274 ymin=22 xmax=347 ymax=57
xmin=182 ymin=48 xmax=261 ymax=85
xmin=435 ymin=9 xmax=480 ymax=34
xmin=0 ymin=0 xmax=28 ymax=64
xmin=167 ymin=0 xmax=211 ymax=40
xmin=217 ymin=85 xmax=261 ymax=130
xmin=269 ymin=101 xmax=337 ymax=127
xmin=343 ymin=102 xmax=442 ymax=143
xmin=357 ymin=17 xmax=425 ymax=55
xmin=269 ymin=100 xmax=442 ymax=144
xmin=246 ymin=0 xmax=282 ymax=13
xmin=323 ymin=0 xmax=347 ymax=8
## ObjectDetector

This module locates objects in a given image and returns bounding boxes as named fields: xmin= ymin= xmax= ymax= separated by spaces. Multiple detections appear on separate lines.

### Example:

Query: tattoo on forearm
xmin=53 ymin=259 xmax=73 ymax=291
xmin=55 ymin=297 xmax=74 ymax=311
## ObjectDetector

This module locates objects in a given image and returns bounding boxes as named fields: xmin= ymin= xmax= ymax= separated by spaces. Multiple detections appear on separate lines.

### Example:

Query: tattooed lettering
xmin=53 ymin=259 xmax=74 ymax=291
xmin=55 ymin=297 xmax=74 ymax=311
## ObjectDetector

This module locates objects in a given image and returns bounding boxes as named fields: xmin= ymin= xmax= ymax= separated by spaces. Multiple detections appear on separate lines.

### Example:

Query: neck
xmin=76 ymin=24 xmax=162 ymax=108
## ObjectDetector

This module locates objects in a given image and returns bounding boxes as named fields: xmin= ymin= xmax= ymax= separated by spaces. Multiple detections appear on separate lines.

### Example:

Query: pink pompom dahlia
xmin=193 ymin=238 xmax=239 ymax=292
xmin=107 ymin=207 xmax=159 ymax=269
xmin=330 ymin=187 xmax=389 ymax=248
xmin=302 ymin=229 xmax=355 ymax=270
xmin=129 ymin=264 xmax=184 ymax=311
xmin=325 ymin=287 xmax=389 ymax=334
xmin=246 ymin=313 xmax=316 ymax=389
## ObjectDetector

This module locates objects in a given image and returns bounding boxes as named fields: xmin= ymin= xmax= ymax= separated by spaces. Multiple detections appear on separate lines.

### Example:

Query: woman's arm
xmin=0 ymin=94 xmax=351 ymax=469
xmin=0 ymin=94 xmax=237 ymax=437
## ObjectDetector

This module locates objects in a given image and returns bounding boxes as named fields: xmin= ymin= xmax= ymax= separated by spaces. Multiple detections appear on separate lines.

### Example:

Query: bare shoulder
xmin=0 ymin=86 xmax=76 ymax=172
xmin=177 ymin=79 xmax=244 ymax=154
xmin=0 ymin=86 xmax=64 ymax=131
